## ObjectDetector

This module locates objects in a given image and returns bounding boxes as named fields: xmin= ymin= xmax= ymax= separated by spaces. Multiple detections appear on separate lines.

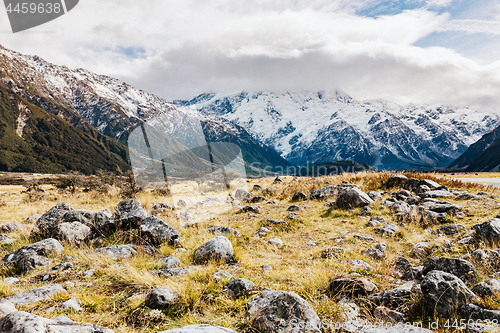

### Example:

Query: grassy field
xmin=0 ymin=171 xmax=498 ymax=332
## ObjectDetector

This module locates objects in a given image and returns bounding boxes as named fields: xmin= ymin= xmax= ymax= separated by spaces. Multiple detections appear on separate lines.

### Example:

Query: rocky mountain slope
xmin=449 ymin=124 xmax=500 ymax=171
xmin=0 ymin=45 xmax=290 ymax=175
xmin=0 ymin=84 xmax=130 ymax=174
xmin=177 ymin=91 xmax=500 ymax=170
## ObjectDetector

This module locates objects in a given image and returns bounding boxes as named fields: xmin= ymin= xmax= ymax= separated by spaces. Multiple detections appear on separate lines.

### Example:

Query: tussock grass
xmin=0 ymin=172 xmax=498 ymax=331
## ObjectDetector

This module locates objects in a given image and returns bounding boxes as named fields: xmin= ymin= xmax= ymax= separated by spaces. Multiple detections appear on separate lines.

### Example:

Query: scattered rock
xmin=249 ymin=196 xmax=266 ymax=203
xmin=262 ymin=218 xmax=288 ymax=226
xmin=29 ymin=203 xmax=72 ymax=240
xmin=268 ymin=238 xmax=283 ymax=247
xmin=252 ymin=185 xmax=263 ymax=191
xmin=374 ymin=306 xmax=406 ymax=323
xmin=2 ymin=238 xmax=63 ymax=266
xmin=261 ymin=264 xmax=272 ymax=271
xmin=9 ymin=284 xmax=66 ymax=305
xmin=206 ymin=226 xmax=242 ymax=237
xmin=389 ymin=201 xmax=411 ymax=213
xmin=462 ymin=303 xmax=500 ymax=322
xmin=158 ymin=256 xmax=182 ymax=269
xmin=0 ymin=234 xmax=13 ymax=244
xmin=223 ymin=278 xmax=256 ymax=298
xmin=472 ymin=279 xmax=500 ymax=298
xmin=292 ymin=191 xmax=307 ymax=201
xmin=213 ymin=270 xmax=233 ymax=281
xmin=368 ymin=191 xmax=382 ymax=201
xmin=193 ymin=236 xmax=235 ymax=264
xmin=16 ymin=255 xmax=50 ymax=274
xmin=336 ymin=188 xmax=374 ymax=209
xmin=310 ymin=186 xmax=337 ymax=200
xmin=140 ymin=216 xmax=180 ymax=245
xmin=234 ymin=189 xmax=251 ymax=201
xmin=56 ymin=222 xmax=91 ymax=244
xmin=114 ymin=199 xmax=148 ymax=229
xmin=25 ymin=214 xmax=41 ymax=224
xmin=373 ymin=224 xmax=399 ymax=236
xmin=253 ymin=227 xmax=271 ymax=237
xmin=367 ymin=216 xmax=387 ymax=227
xmin=423 ymin=257 xmax=477 ymax=286
xmin=436 ymin=224 xmax=465 ymax=235
xmin=458 ymin=237 xmax=475 ymax=245
xmin=368 ymin=281 xmax=420 ymax=310
xmin=353 ymin=235 xmax=375 ymax=242
xmin=457 ymin=194 xmax=481 ymax=200
xmin=420 ymin=190 xmax=455 ymax=199
xmin=386 ymin=174 xmax=408 ymax=187
xmin=362 ymin=248 xmax=384 ymax=260
xmin=262 ymin=188 xmax=279 ymax=197
xmin=0 ymin=224 xmax=26 ymax=233
xmin=4 ymin=277 xmax=19 ymax=284
xmin=469 ymin=249 xmax=500 ymax=270
xmin=61 ymin=297 xmax=82 ymax=311
xmin=421 ymin=270 xmax=478 ymax=317
xmin=145 ymin=287 xmax=178 ymax=309
xmin=329 ymin=277 xmax=378 ymax=297
xmin=150 ymin=267 xmax=190 ymax=278
xmin=472 ymin=219 xmax=500 ymax=247
xmin=95 ymin=245 xmax=137 ymax=260
xmin=287 ymin=205 xmax=300 ymax=212
xmin=246 ymin=290 xmax=321 ymax=333
xmin=238 ymin=206 xmax=261 ymax=214
xmin=177 ymin=199 xmax=191 ymax=207
xmin=321 ymin=247 xmax=350 ymax=258
xmin=0 ymin=311 xmax=114 ymax=333
xmin=465 ymin=323 xmax=500 ymax=333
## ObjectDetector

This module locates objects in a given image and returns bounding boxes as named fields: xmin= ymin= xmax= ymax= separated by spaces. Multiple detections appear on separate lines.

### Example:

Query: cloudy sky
xmin=1 ymin=0 xmax=500 ymax=110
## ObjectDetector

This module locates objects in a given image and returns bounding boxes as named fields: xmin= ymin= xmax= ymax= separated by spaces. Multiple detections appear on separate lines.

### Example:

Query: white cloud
xmin=0 ymin=0 xmax=499 ymax=111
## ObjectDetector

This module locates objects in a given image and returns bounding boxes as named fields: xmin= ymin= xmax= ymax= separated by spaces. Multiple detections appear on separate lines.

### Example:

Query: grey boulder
xmin=9 ymin=284 xmax=66 ymax=305
xmin=421 ymin=270 xmax=478 ymax=317
xmin=472 ymin=219 xmax=500 ymax=247
xmin=0 ymin=311 xmax=114 ymax=333
xmin=140 ymin=216 xmax=180 ymax=245
xmin=29 ymin=203 xmax=72 ymax=239
xmin=95 ymin=245 xmax=137 ymax=260
xmin=472 ymin=279 xmax=500 ymax=298
xmin=193 ymin=236 xmax=234 ymax=264
xmin=335 ymin=188 xmax=374 ymax=209
xmin=145 ymin=287 xmax=178 ymax=309
xmin=2 ymin=238 xmax=63 ymax=265
xmin=223 ymin=278 xmax=256 ymax=298
xmin=422 ymin=257 xmax=477 ymax=286
xmin=114 ymin=199 xmax=148 ymax=229
xmin=246 ymin=290 xmax=321 ymax=333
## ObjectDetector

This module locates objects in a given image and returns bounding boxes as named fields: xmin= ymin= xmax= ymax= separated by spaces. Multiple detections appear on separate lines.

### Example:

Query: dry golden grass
xmin=0 ymin=171 xmax=498 ymax=331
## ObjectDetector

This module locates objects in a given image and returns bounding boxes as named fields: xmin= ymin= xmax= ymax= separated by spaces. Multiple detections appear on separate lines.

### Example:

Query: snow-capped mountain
xmin=177 ymin=91 xmax=500 ymax=170
xmin=0 ymin=45 xmax=290 ymax=174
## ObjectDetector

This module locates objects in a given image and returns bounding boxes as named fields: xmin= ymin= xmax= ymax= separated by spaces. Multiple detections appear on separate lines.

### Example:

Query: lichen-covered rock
xmin=95 ymin=245 xmax=137 ymax=260
xmin=8 ymin=284 xmax=66 ymax=305
xmin=206 ymin=226 xmax=241 ymax=237
xmin=2 ymin=238 xmax=63 ymax=265
xmin=145 ymin=287 xmax=178 ymax=309
xmin=246 ymin=290 xmax=321 ymax=333
xmin=472 ymin=219 xmax=500 ymax=248
xmin=223 ymin=278 xmax=256 ymax=298
xmin=292 ymin=191 xmax=307 ymax=201
xmin=140 ymin=216 xmax=180 ymax=245
xmin=0 ymin=311 xmax=114 ymax=333
xmin=421 ymin=270 xmax=478 ymax=317
xmin=235 ymin=189 xmax=251 ymax=201
xmin=193 ymin=236 xmax=234 ymax=263
xmin=422 ymin=257 xmax=477 ymax=286
xmin=55 ymin=222 xmax=91 ymax=244
xmin=462 ymin=304 xmax=500 ymax=322
xmin=472 ymin=279 xmax=500 ymax=298
xmin=30 ymin=203 xmax=72 ymax=239
xmin=114 ymin=199 xmax=148 ymax=229
xmin=336 ymin=188 xmax=374 ymax=209
xmin=329 ymin=277 xmax=378 ymax=297
xmin=309 ymin=186 xmax=337 ymax=200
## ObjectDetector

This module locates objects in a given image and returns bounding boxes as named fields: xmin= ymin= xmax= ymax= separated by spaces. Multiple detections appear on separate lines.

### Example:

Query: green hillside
xmin=0 ymin=84 xmax=130 ymax=174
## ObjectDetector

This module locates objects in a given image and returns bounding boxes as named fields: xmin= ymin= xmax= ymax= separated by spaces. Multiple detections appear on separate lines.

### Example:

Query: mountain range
xmin=1 ymin=44 xmax=500 ymax=174
xmin=176 ymin=91 xmax=500 ymax=170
